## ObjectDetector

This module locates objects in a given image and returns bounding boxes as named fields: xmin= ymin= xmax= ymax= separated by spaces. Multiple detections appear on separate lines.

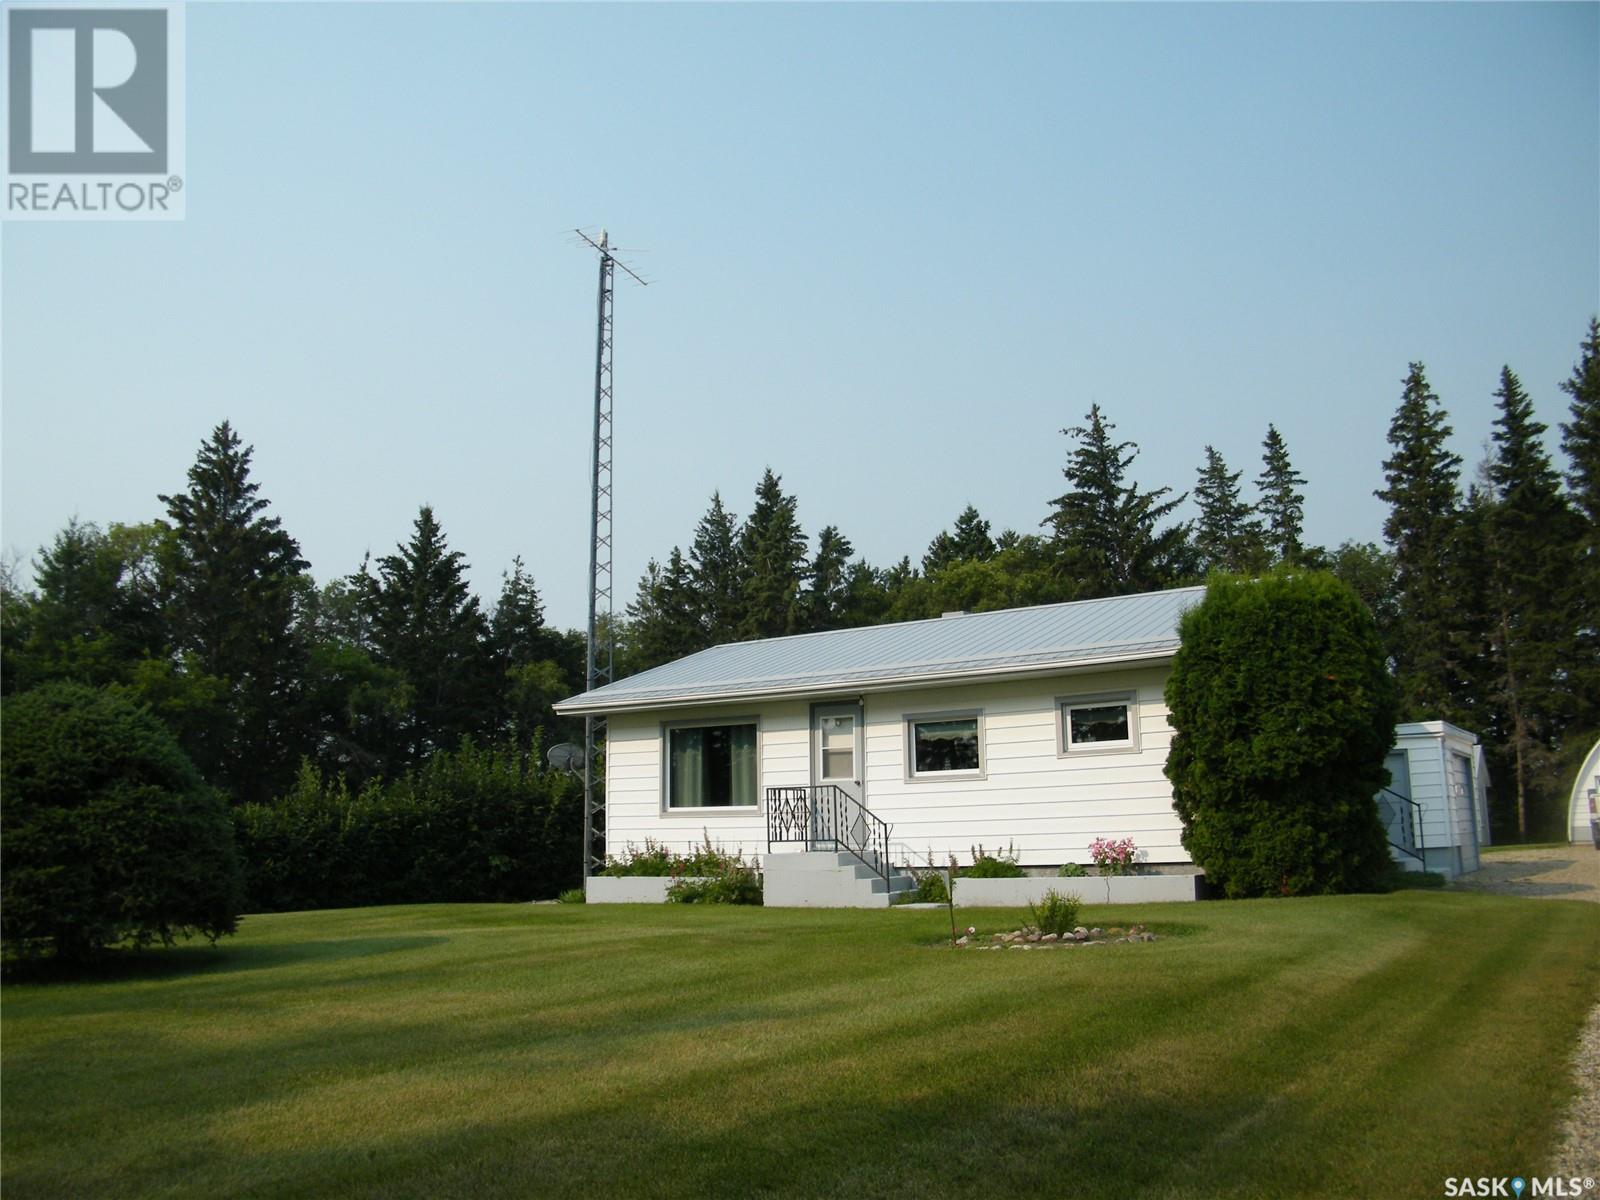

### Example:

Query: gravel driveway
xmin=1456 ymin=846 xmax=1599 ymax=1178
xmin=1452 ymin=844 xmax=1600 ymax=902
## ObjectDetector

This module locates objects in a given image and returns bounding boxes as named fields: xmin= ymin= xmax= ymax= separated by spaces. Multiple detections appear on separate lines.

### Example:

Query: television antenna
xmin=574 ymin=228 xmax=647 ymax=879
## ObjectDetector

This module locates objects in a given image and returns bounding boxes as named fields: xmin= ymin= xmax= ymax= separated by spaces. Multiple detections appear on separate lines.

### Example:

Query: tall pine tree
xmin=688 ymin=492 xmax=744 ymax=645
xmin=1482 ymin=367 xmax=1579 ymax=835
xmin=491 ymin=557 xmax=568 ymax=746
xmin=626 ymin=549 xmax=702 ymax=671
xmin=739 ymin=469 xmax=807 ymax=639
xmin=1560 ymin=319 xmax=1600 ymax=738
xmin=1375 ymin=364 xmax=1465 ymax=721
xmin=1046 ymin=404 xmax=1192 ymax=598
xmin=1193 ymin=446 xmax=1264 ymax=574
xmin=361 ymin=505 xmax=495 ymax=767
xmin=1256 ymin=425 xmax=1307 ymax=565
xmin=923 ymin=505 xmax=997 ymax=574
xmin=805 ymin=525 xmax=855 ymax=632
xmin=159 ymin=422 xmax=309 ymax=802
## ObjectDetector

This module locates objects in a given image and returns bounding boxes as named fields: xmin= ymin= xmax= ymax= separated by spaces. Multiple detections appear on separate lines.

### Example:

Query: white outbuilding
xmin=1378 ymin=721 xmax=1489 ymax=878
xmin=1568 ymin=738 xmax=1600 ymax=846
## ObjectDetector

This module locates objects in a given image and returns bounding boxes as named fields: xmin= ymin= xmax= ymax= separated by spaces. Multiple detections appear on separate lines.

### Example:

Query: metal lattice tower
xmin=575 ymin=229 xmax=645 ymax=877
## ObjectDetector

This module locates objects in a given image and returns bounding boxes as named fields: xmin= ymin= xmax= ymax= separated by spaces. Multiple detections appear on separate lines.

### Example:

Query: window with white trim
xmin=665 ymin=720 xmax=758 ymax=808
xmin=1059 ymin=693 xmax=1139 ymax=754
xmin=907 ymin=712 xmax=983 ymax=778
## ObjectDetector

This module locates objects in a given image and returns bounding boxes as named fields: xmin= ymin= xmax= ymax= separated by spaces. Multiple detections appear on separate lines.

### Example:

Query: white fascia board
xmin=552 ymin=648 xmax=1176 ymax=717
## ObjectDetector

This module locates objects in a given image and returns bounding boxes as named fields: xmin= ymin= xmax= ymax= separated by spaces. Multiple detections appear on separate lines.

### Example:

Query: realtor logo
xmin=4 ymin=3 xmax=185 ymax=219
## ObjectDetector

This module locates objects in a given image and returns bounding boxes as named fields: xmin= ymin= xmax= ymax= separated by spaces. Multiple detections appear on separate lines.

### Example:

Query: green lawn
xmin=4 ymin=894 xmax=1597 ymax=1199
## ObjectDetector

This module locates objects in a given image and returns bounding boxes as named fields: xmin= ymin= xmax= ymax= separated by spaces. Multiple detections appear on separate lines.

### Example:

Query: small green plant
xmin=1026 ymin=889 xmax=1083 ymax=936
xmin=600 ymin=840 xmax=677 ymax=877
xmin=962 ymin=843 xmax=1025 ymax=878
xmin=666 ymin=863 xmax=762 ymax=905
xmin=1058 ymin=861 xmax=1088 ymax=878
xmin=892 ymin=867 xmax=950 ymax=905
xmin=556 ymin=888 xmax=586 ymax=904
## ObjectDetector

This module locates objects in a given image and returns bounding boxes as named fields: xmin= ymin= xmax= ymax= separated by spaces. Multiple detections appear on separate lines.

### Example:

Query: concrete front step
xmin=764 ymin=850 xmax=916 ymax=908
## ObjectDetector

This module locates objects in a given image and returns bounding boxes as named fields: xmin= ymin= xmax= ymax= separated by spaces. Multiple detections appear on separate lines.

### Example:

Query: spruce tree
xmin=804 ymin=525 xmax=855 ymax=632
xmin=1193 ymin=446 xmax=1264 ymax=574
xmin=923 ymin=505 xmax=997 ymax=574
xmin=490 ymin=556 xmax=548 ymax=666
xmin=1560 ymin=319 xmax=1600 ymax=736
xmin=738 ymin=469 xmax=807 ymax=640
xmin=1375 ymin=364 xmax=1465 ymax=721
xmin=1046 ymin=404 xmax=1192 ymax=598
xmin=1483 ymin=367 xmax=1580 ymax=835
xmin=626 ymin=549 xmax=701 ymax=670
xmin=16 ymin=519 xmax=164 ymax=691
xmin=1256 ymin=425 xmax=1308 ymax=565
xmin=159 ymin=422 xmax=309 ymax=802
xmin=688 ymin=492 xmax=743 ymax=645
xmin=362 ymin=505 xmax=495 ymax=766
xmin=490 ymin=557 xmax=568 ymax=745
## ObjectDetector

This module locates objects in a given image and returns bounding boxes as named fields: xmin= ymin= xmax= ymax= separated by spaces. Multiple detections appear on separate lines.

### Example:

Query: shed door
xmin=1450 ymin=752 xmax=1480 ymax=874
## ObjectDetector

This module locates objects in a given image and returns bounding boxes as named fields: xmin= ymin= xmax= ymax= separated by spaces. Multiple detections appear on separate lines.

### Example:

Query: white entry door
xmin=812 ymin=702 xmax=864 ymax=807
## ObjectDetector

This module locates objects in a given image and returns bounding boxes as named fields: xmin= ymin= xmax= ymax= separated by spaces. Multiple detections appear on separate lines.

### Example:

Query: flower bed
xmin=953 ymin=874 xmax=1201 ymax=907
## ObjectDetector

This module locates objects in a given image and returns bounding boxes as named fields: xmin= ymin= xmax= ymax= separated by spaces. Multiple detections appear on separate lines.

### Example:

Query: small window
xmin=820 ymin=715 xmax=854 ymax=781
xmin=908 ymin=713 xmax=983 ymax=777
xmin=1059 ymin=693 xmax=1139 ymax=754
xmin=666 ymin=721 xmax=757 ymax=808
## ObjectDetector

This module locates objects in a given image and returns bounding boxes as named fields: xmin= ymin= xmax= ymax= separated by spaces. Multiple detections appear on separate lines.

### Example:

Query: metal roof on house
xmin=554 ymin=585 xmax=1204 ymax=715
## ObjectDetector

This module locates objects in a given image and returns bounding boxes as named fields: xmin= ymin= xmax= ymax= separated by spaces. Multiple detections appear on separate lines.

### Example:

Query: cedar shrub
xmin=2 ymin=683 xmax=243 ymax=960
xmin=1164 ymin=571 xmax=1400 ymax=897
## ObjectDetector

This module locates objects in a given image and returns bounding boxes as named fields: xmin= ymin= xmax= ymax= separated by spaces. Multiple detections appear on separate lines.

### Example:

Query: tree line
xmin=3 ymin=321 xmax=1595 ymax=843
xmin=625 ymin=321 xmax=1600 ymax=842
xmin=1 ymin=422 xmax=585 ymax=808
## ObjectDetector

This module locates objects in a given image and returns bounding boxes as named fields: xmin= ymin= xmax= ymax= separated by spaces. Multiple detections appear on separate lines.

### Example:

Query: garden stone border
xmin=586 ymin=876 xmax=713 ymax=904
xmin=953 ymin=874 xmax=1201 ymax=907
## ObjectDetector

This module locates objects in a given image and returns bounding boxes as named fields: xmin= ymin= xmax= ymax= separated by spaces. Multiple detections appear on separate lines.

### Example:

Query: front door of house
xmin=812 ymin=700 xmax=864 ymax=851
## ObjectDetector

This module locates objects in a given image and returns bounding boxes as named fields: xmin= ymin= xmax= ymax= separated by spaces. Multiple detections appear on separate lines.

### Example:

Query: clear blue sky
xmin=4 ymin=1 xmax=1596 ymax=629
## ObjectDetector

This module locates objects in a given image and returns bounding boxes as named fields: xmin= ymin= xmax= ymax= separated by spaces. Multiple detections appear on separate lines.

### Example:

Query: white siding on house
xmin=602 ymin=667 xmax=1187 ymax=869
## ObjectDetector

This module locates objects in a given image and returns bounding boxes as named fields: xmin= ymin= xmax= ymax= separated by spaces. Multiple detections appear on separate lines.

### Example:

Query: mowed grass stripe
xmin=2 ymin=894 xmax=1596 ymax=1199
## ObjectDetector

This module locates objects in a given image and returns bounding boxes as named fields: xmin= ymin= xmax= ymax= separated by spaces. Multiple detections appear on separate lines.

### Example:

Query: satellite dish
xmin=547 ymin=743 xmax=585 ymax=773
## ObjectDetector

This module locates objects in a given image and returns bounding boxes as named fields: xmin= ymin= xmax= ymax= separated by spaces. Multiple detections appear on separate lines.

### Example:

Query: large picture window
xmin=1058 ymin=692 xmax=1139 ymax=754
xmin=666 ymin=721 xmax=758 ymax=809
xmin=907 ymin=712 xmax=983 ymax=778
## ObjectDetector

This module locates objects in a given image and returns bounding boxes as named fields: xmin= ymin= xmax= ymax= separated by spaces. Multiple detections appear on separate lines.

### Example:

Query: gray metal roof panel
xmin=555 ymin=585 xmax=1204 ymax=714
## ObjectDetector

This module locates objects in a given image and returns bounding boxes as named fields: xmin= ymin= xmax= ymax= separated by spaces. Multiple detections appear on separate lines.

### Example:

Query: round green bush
xmin=2 ymin=683 xmax=243 ymax=960
xmin=1164 ymin=571 xmax=1400 ymax=897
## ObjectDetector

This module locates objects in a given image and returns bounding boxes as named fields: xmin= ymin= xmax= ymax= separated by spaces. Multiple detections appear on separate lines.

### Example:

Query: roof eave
xmin=552 ymin=647 xmax=1177 ymax=717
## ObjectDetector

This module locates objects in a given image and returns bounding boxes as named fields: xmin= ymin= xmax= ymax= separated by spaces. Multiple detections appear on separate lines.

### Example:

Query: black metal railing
xmin=1377 ymin=786 xmax=1426 ymax=865
xmin=766 ymin=785 xmax=892 ymax=881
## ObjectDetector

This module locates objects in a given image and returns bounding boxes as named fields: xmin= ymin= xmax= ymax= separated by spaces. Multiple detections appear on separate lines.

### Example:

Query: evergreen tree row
xmin=4 ymin=321 xmax=1596 ymax=843
xmin=1 ymin=422 xmax=584 ymax=804
xmin=624 ymin=321 xmax=1600 ymax=841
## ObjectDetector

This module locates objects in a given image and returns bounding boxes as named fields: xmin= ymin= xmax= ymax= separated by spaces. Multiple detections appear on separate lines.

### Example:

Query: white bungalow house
xmin=553 ymin=586 xmax=1482 ymax=905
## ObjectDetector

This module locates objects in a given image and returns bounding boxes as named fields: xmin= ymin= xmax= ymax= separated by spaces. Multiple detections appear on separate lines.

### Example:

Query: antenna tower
xmin=574 ymin=228 xmax=646 ymax=878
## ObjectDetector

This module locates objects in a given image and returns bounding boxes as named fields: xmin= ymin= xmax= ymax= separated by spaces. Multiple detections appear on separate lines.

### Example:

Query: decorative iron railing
xmin=1377 ymin=786 xmax=1426 ymax=865
xmin=766 ymin=785 xmax=892 ymax=881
